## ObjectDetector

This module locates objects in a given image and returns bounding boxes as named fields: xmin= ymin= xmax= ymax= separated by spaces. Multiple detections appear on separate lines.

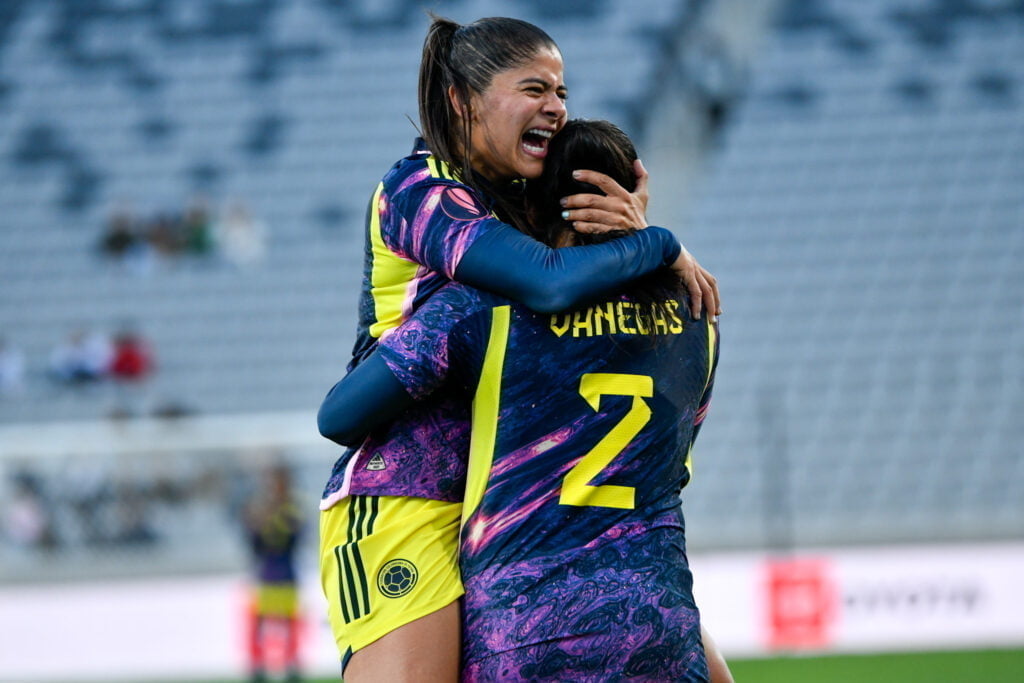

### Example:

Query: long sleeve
xmin=455 ymin=223 xmax=681 ymax=314
xmin=317 ymin=354 xmax=414 ymax=447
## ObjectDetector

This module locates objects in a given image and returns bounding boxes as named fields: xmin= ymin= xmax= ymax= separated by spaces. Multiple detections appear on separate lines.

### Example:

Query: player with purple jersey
xmin=392 ymin=278 xmax=719 ymax=679
xmin=323 ymin=268 xmax=718 ymax=680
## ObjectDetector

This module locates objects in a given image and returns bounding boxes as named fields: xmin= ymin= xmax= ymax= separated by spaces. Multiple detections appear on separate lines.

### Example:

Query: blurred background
xmin=0 ymin=0 xmax=1021 ymax=681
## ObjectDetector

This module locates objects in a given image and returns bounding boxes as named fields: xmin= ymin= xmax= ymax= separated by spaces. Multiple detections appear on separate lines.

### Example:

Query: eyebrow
xmin=518 ymin=77 xmax=568 ymax=93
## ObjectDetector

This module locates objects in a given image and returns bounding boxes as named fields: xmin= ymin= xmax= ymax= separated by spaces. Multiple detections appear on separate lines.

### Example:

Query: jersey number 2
xmin=559 ymin=373 xmax=653 ymax=510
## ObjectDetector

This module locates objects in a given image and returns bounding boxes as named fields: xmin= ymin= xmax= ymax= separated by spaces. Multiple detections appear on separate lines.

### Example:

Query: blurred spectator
xmin=99 ymin=207 xmax=138 ymax=258
xmin=49 ymin=328 xmax=113 ymax=385
xmin=3 ymin=471 xmax=58 ymax=551
xmin=147 ymin=210 xmax=185 ymax=258
xmin=101 ymin=198 xmax=268 ymax=269
xmin=184 ymin=196 xmax=215 ymax=256
xmin=216 ymin=200 xmax=267 ymax=267
xmin=0 ymin=337 xmax=26 ymax=396
xmin=243 ymin=464 xmax=304 ymax=683
xmin=99 ymin=206 xmax=155 ymax=275
xmin=109 ymin=326 xmax=156 ymax=418
xmin=109 ymin=329 xmax=154 ymax=381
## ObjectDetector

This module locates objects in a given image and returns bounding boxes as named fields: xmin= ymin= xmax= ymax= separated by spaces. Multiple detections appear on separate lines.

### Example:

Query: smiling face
xmin=459 ymin=47 xmax=568 ymax=182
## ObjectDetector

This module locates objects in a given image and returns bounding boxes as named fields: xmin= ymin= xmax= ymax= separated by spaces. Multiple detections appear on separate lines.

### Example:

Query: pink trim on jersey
xmin=395 ymin=167 xmax=432 ymax=194
xmin=447 ymin=219 xmax=483 ymax=276
xmin=319 ymin=443 xmax=365 ymax=511
xmin=401 ymin=265 xmax=430 ymax=319
xmin=410 ymin=186 xmax=443 ymax=245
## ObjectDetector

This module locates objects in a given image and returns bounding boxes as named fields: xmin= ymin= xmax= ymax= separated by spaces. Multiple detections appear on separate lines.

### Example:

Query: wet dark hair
xmin=529 ymin=119 xmax=685 ymax=317
xmin=418 ymin=15 xmax=559 ymax=223
xmin=527 ymin=119 xmax=638 ymax=247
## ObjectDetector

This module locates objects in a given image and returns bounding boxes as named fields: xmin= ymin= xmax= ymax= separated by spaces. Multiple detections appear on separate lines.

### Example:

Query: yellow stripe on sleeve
xmin=462 ymin=306 xmax=511 ymax=524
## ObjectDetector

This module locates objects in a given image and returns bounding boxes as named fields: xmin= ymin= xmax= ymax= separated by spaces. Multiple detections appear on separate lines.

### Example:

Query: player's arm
xmin=392 ymin=180 xmax=716 ymax=317
xmin=319 ymin=289 xmax=469 ymax=448
xmin=454 ymin=223 xmax=686 ymax=314
xmin=317 ymin=354 xmax=414 ymax=448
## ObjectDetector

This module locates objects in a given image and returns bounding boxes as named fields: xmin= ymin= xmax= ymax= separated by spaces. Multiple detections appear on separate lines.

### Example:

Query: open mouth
xmin=522 ymin=128 xmax=553 ymax=156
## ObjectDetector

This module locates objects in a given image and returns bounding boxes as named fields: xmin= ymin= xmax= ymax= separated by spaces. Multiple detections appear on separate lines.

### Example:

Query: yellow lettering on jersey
xmin=666 ymin=300 xmax=685 ymax=334
xmin=549 ymin=299 xmax=687 ymax=339
xmin=593 ymin=302 xmax=617 ymax=336
xmin=463 ymin=306 xmax=511 ymax=525
xmin=560 ymin=373 xmax=653 ymax=510
xmin=572 ymin=306 xmax=594 ymax=337
xmin=550 ymin=313 xmax=571 ymax=338
xmin=616 ymin=302 xmax=636 ymax=334
xmin=652 ymin=304 xmax=670 ymax=335
xmin=634 ymin=306 xmax=650 ymax=335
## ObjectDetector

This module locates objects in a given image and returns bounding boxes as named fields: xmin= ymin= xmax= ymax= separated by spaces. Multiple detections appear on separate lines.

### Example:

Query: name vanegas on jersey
xmin=550 ymin=298 xmax=686 ymax=338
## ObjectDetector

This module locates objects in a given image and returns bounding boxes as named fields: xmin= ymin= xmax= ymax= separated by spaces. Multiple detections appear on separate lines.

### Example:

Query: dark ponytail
xmin=418 ymin=16 xmax=465 ymax=174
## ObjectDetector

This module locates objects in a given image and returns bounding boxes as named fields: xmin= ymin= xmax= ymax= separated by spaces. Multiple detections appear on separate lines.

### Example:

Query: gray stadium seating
xmin=679 ymin=0 xmax=1024 ymax=549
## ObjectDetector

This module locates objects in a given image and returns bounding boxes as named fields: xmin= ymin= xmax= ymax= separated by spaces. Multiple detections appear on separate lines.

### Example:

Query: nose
xmin=543 ymin=92 xmax=567 ymax=121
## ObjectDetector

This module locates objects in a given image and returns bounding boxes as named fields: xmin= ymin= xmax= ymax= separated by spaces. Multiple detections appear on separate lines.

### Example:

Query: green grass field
xmin=725 ymin=647 xmax=1024 ymax=682
xmin=226 ymin=646 xmax=1022 ymax=683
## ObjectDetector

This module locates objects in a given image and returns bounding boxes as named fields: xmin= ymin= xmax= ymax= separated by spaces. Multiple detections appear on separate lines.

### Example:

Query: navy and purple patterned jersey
xmin=248 ymin=500 xmax=302 ymax=585
xmin=348 ymin=140 xmax=508 ymax=367
xmin=322 ymin=141 xmax=509 ymax=507
xmin=375 ymin=282 xmax=719 ymax=680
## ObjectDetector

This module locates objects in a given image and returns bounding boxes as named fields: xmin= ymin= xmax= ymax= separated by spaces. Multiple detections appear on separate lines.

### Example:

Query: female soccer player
xmin=321 ymin=119 xmax=725 ymax=680
xmin=318 ymin=16 xmax=720 ymax=681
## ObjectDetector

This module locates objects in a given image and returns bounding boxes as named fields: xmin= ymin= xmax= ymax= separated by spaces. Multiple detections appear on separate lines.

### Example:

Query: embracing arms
xmin=317 ymin=354 xmax=412 ymax=447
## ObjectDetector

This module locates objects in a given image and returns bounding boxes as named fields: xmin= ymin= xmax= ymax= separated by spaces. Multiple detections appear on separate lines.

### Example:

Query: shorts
xmin=253 ymin=583 xmax=300 ymax=618
xmin=319 ymin=494 xmax=463 ymax=668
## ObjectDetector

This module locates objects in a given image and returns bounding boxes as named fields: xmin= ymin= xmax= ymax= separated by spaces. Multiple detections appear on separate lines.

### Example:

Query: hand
xmin=560 ymin=159 xmax=650 ymax=233
xmin=671 ymin=246 xmax=721 ymax=320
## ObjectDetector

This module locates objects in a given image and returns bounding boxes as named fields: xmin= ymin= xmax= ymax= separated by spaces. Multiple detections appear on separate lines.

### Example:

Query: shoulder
xmin=383 ymin=151 xmax=456 ymax=192
xmin=383 ymin=155 xmax=489 ymax=213
xmin=420 ymin=283 xmax=502 ymax=323
xmin=394 ymin=285 xmax=506 ymax=344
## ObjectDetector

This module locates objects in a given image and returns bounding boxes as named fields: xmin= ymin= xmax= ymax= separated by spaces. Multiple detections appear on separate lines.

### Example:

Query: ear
xmin=448 ymin=84 xmax=472 ymax=120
